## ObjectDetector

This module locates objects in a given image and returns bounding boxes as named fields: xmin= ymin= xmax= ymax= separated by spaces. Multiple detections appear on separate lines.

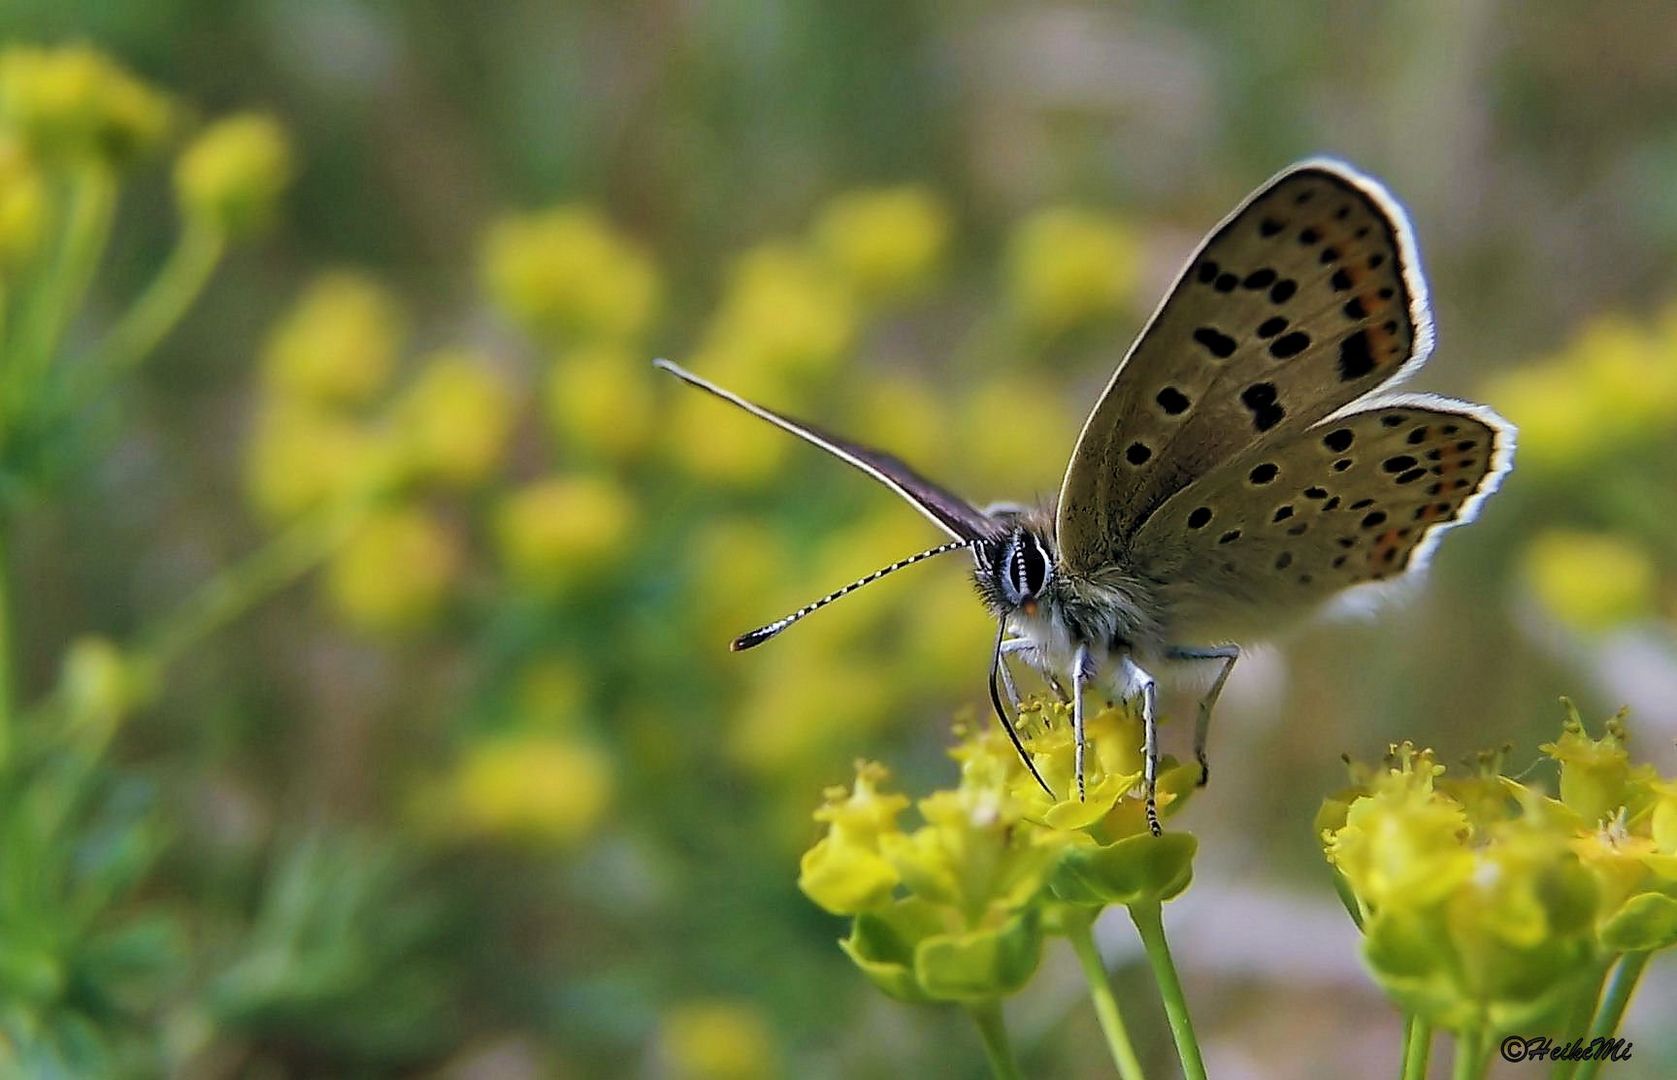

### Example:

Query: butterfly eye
xmin=1009 ymin=533 xmax=1049 ymax=600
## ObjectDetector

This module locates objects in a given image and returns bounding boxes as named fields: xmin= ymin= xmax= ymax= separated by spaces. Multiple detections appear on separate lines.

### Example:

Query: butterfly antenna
xmin=989 ymin=620 xmax=1054 ymax=797
xmin=731 ymin=540 xmax=969 ymax=651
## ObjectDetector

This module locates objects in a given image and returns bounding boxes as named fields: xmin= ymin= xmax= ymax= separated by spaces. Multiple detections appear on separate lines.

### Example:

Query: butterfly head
xmin=976 ymin=524 xmax=1056 ymax=615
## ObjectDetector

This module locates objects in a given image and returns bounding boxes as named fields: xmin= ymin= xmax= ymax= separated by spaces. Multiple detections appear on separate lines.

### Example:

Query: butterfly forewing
xmin=655 ymin=360 xmax=1001 ymax=544
xmin=1057 ymin=160 xmax=1433 ymax=575
xmin=1131 ymin=396 xmax=1513 ymax=642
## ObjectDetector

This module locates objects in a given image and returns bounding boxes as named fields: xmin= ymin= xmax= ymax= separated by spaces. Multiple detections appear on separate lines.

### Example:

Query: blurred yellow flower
xmin=482 ymin=204 xmax=659 ymax=344
xmin=0 ymin=138 xmax=44 ymax=270
xmin=658 ymin=1000 xmax=779 ymax=1080
xmin=545 ymin=342 xmax=657 ymax=463
xmin=666 ymin=387 xmax=789 ymax=488
xmin=245 ymin=399 xmax=389 ymax=519
xmin=326 ymin=506 xmax=461 ymax=634
xmin=845 ymin=371 xmax=949 ymax=476
xmin=1522 ymin=530 xmax=1656 ymax=632
xmin=494 ymin=475 xmax=636 ymax=592
xmin=392 ymin=349 xmax=515 ymax=487
xmin=453 ymin=734 xmax=614 ymax=847
xmin=262 ymin=271 xmax=405 ymax=406
xmin=684 ymin=518 xmax=793 ymax=646
xmin=1572 ymin=315 xmax=1677 ymax=435
xmin=708 ymin=243 xmax=856 ymax=376
xmin=814 ymin=185 xmax=951 ymax=302
xmin=729 ymin=651 xmax=892 ymax=775
xmin=1007 ymin=206 xmax=1138 ymax=333
xmin=174 ymin=112 xmax=293 ymax=236
xmin=0 ymin=43 xmax=171 ymax=165
xmin=60 ymin=635 xmax=150 ymax=741
xmin=957 ymin=375 xmax=1074 ymax=494
xmin=1485 ymin=364 xmax=1600 ymax=473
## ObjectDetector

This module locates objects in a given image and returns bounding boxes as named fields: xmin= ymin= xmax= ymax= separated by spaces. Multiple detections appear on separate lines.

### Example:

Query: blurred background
xmin=2 ymin=1 xmax=1676 ymax=1076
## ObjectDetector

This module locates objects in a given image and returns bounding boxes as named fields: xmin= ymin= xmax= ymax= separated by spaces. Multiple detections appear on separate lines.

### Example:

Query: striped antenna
xmin=731 ymin=540 xmax=969 ymax=651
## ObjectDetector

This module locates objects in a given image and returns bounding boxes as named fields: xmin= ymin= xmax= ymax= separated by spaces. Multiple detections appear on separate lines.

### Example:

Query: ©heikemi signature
xmin=1500 ymin=1035 xmax=1633 ymax=1064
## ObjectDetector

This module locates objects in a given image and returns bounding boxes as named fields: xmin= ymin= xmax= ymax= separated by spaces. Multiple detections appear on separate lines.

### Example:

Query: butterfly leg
xmin=1071 ymin=643 xmax=1092 ymax=800
xmin=1165 ymin=645 xmax=1240 ymax=787
xmin=1122 ymin=655 xmax=1163 ymax=836
xmin=1000 ymin=637 xmax=1071 ymax=705
xmin=996 ymin=640 xmax=1026 ymax=711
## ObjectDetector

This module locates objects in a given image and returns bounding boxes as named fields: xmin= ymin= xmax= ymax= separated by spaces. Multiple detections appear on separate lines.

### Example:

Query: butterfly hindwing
xmin=1057 ymin=159 xmax=1433 ymax=575
xmin=1129 ymin=395 xmax=1514 ymax=642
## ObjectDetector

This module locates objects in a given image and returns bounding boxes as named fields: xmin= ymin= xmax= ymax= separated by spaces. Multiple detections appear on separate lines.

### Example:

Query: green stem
xmin=966 ymin=1002 xmax=1024 ymax=1080
xmin=137 ymin=499 xmax=362 ymax=672
xmin=71 ymin=215 xmax=225 ymax=400
xmin=1452 ymin=1025 xmax=1487 ymax=1080
xmin=1067 ymin=919 xmax=1147 ymax=1080
xmin=1129 ymin=900 xmax=1205 ymax=1080
xmin=8 ymin=165 xmax=115 ymax=418
xmin=1552 ymin=959 xmax=1613 ymax=1080
xmin=1400 ymin=1013 xmax=1432 ymax=1080
xmin=1573 ymin=951 xmax=1649 ymax=1080
xmin=0 ymin=519 xmax=12 ymax=770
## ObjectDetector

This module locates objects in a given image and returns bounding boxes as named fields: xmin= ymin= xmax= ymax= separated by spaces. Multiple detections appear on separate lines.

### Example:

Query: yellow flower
xmin=729 ymin=651 xmax=892 ymax=775
xmin=665 ymin=380 xmax=789 ymax=488
xmin=1539 ymin=702 xmax=1656 ymax=827
xmin=658 ymin=1000 xmax=779 ymax=1080
xmin=392 ymin=350 xmax=514 ymax=487
xmin=245 ymin=399 xmax=389 ymax=519
xmin=452 ymin=734 xmax=614 ymax=847
xmin=957 ymin=375 xmax=1076 ymax=493
xmin=493 ymin=475 xmax=636 ymax=592
xmin=174 ymin=112 xmax=293 ymax=236
xmin=1325 ymin=745 xmax=1474 ymax=914
xmin=1484 ymin=364 xmax=1601 ymax=474
xmin=813 ymin=185 xmax=951 ymax=301
xmin=1524 ymin=530 xmax=1657 ymax=633
xmin=0 ymin=138 xmax=45 ymax=270
xmin=326 ymin=507 xmax=461 ymax=633
xmin=682 ymin=518 xmax=793 ymax=648
xmin=799 ymin=761 xmax=910 ymax=914
xmin=0 ymin=44 xmax=171 ymax=165
xmin=482 ymin=205 xmax=659 ymax=343
xmin=1007 ymin=206 xmax=1138 ymax=333
xmin=545 ymin=342 xmax=657 ymax=463
xmin=708 ymin=243 xmax=856 ymax=376
xmin=1572 ymin=315 xmax=1677 ymax=435
xmin=262 ymin=271 xmax=405 ymax=406
xmin=60 ymin=636 xmax=151 ymax=742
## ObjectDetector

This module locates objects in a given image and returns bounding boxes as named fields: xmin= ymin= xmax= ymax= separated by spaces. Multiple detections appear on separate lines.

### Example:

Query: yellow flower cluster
xmin=657 ymin=999 xmax=780 ymax=1080
xmin=482 ymin=204 xmax=659 ymax=344
xmin=799 ymin=700 xmax=1197 ymax=1004
xmin=1487 ymin=309 xmax=1677 ymax=474
xmin=0 ymin=44 xmax=171 ymax=166
xmin=1522 ymin=530 xmax=1657 ymax=632
xmin=663 ymin=186 xmax=952 ymax=489
xmin=1007 ymin=206 xmax=1140 ymax=334
xmin=1320 ymin=703 xmax=1677 ymax=1037
xmin=447 ymin=733 xmax=616 ymax=848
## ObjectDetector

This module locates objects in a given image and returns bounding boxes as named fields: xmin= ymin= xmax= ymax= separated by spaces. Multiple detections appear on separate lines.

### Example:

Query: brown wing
xmin=1057 ymin=159 xmax=1434 ymax=574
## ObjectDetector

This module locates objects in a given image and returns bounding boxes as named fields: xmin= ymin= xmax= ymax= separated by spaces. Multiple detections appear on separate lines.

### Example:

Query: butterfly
xmin=657 ymin=158 xmax=1514 ymax=834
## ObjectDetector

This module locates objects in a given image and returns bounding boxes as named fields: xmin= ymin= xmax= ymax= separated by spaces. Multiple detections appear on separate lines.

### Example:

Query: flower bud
xmin=174 ymin=112 xmax=292 ymax=236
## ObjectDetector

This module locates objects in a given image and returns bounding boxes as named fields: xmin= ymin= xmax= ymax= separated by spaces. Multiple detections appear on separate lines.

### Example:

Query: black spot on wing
xmin=1193 ymin=327 xmax=1238 ymax=359
xmin=1338 ymin=329 xmax=1376 ymax=381
xmin=1240 ymin=382 xmax=1285 ymax=432
xmin=1155 ymin=386 xmax=1191 ymax=415
xmin=1269 ymin=331 xmax=1310 ymax=359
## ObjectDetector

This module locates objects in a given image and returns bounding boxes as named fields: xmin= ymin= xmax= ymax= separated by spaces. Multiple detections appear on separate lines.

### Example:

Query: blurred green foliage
xmin=0 ymin=4 xmax=1675 ymax=1077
